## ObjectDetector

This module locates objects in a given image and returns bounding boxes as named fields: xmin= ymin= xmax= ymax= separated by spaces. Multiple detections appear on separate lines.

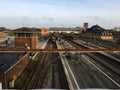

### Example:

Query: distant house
xmin=82 ymin=25 xmax=113 ymax=40
xmin=0 ymin=27 xmax=6 ymax=31
xmin=114 ymin=27 xmax=120 ymax=31
xmin=0 ymin=27 xmax=11 ymax=37
xmin=0 ymin=32 xmax=6 ymax=37
xmin=40 ymin=28 xmax=50 ymax=36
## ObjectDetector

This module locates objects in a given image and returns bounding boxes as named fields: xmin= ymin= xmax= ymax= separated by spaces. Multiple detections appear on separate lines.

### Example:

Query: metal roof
xmin=5 ymin=27 xmax=40 ymax=34
xmin=0 ymin=53 xmax=25 ymax=72
xmin=50 ymin=27 xmax=81 ymax=31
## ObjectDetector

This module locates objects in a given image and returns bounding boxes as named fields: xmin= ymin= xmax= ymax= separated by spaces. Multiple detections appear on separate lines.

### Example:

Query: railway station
xmin=0 ymin=25 xmax=120 ymax=89
xmin=0 ymin=0 xmax=120 ymax=89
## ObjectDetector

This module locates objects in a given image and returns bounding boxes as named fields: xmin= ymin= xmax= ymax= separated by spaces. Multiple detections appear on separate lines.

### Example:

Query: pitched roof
xmin=6 ymin=27 xmax=40 ymax=34
xmin=86 ymin=25 xmax=105 ymax=33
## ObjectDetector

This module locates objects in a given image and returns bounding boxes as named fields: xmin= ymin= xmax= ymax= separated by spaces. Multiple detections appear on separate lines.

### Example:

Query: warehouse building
xmin=50 ymin=27 xmax=83 ymax=34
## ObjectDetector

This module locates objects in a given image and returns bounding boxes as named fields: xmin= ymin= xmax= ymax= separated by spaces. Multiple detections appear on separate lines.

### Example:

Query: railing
xmin=0 ymin=48 xmax=120 ymax=52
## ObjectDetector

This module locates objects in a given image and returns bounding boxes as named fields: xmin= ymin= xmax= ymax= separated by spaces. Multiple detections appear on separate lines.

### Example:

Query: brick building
xmin=5 ymin=27 xmax=51 ymax=48
xmin=0 ymin=32 xmax=6 ymax=37
xmin=14 ymin=36 xmax=38 ymax=49
xmin=82 ymin=25 xmax=113 ymax=40
xmin=8 ymin=27 xmax=39 ymax=49
xmin=0 ymin=53 xmax=29 ymax=89
xmin=41 ymin=28 xmax=50 ymax=36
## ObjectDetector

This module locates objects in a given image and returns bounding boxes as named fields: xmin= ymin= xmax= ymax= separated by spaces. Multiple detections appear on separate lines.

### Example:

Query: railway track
xmin=51 ymin=54 xmax=69 ymax=89
xmin=81 ymin=38 xmax=120 ymax=49
xmin=79 ymin=38 xmax=120 ymax=59
xmin=71 ymin=39 xmax=120 ymax=70
xmin=24 ymin=38 xmax=54 ymax=89
xmin=52 ymin=64 xmax=61 ymax=88
xmin=81 ymin=54 xmax=120 ymax=88
xmin=86 ymin=53 xmax=120 ymax=85
xmin=24 ymin=38 xmax=69 ymax=89
xmin=62 ymin=38 xmax=120 ymax=88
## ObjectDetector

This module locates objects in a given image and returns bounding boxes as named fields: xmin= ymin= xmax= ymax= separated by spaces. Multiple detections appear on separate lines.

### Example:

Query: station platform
xmin=56 ymin=41 xmax=79 ymax=90
xmin=32 ymin=38 xmax=50 ymax=60
xmin=39 ymin=38 xmax=50 ymax=49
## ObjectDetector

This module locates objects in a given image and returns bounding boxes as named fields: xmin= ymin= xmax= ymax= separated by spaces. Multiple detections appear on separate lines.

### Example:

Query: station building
xmin=5 ymin=27 xmax=50 ymax=49
xmin=82 ymin=25 xmax=113 ymax=40
xmin=6 ymin=27 xmax=50 ymax=49
xmin=12 ymin=28 xmax=39 ymax=49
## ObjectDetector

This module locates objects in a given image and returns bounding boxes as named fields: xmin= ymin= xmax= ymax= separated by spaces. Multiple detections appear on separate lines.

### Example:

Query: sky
xmin=0 ymin=0 xmax=120 ymax=29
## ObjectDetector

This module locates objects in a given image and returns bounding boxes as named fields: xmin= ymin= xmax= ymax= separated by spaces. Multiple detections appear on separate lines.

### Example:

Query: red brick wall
xmin=5 ymin=53 xmax=29 ymax=88
xmin=14 ymin=37 xmax=31 ymax=48
xmin=82 ymin=32 xmax=94 ymax=38
xmin=31 ymin=36 xmax=38 ymax=49
xmin=0 ymin=32 xmax=6 ymax=37
xmin=14 ymin=36 xmax=38 ymax=49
